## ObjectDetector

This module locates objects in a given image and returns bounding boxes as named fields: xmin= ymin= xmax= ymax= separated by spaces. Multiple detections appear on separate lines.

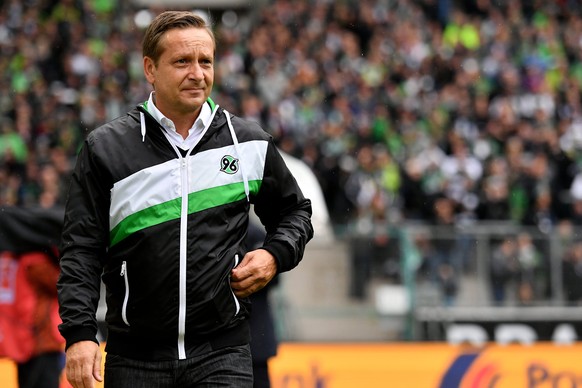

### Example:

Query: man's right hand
xmin=65 ymin=340 xmax=103 ymax=388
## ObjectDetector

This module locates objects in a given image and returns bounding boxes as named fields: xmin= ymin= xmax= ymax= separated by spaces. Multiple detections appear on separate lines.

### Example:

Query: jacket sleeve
xmin=253 ymin=140 xmax=314 ymax=273
xmin=57 ymin=138 xmax=110 ymax=349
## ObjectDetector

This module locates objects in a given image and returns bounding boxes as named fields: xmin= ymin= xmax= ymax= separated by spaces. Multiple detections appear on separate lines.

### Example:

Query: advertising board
xmin=2 ymin=342 xmax=582 ymax=388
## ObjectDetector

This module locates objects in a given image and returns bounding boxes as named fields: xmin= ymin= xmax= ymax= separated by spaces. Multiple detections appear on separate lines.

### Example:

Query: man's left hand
xmin=230 ymin=249 xmax=277 ymax=298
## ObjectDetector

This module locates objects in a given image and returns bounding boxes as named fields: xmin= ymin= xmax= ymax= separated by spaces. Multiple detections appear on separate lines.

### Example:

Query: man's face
xmin=144 ymin=27 xmax=214 ymax=119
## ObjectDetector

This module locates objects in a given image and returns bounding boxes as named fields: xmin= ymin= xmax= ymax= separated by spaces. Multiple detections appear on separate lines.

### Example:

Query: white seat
xmin=495 ymin=324 xmax=537 ymax=345
xmin=446 ymin=324 xmax=487 ymax=346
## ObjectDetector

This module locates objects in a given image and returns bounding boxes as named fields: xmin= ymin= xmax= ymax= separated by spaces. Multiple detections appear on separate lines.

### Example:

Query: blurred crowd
xmin=4 ymin=0 xmax=582 ymax=303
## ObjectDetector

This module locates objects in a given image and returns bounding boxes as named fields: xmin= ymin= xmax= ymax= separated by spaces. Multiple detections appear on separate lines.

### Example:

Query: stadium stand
xmin=3 ymin=0 xmax=582 ymax=340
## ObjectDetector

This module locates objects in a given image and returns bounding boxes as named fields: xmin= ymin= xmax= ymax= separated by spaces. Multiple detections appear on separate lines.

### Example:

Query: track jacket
xmin=57 ymin=98 xmax=313 ymax=361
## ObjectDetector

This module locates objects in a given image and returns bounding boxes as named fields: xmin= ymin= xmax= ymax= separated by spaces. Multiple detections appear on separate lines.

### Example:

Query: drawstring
xmin=140 ymin=112 xmax=146 ymax=142
xmin=224 ymin=110 xmax=250 ymax=202
xmin=140 ymin=106 xmax=249 ymax=202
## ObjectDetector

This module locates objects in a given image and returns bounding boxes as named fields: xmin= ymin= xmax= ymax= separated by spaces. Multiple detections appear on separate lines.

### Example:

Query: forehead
xmin=160 ymin=27 xmax=214 ymax=55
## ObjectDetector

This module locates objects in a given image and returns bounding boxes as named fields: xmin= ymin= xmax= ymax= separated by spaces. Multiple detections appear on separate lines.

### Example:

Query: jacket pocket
xmin=186 ymin=253 xmax=246 ymax=334
xmin=229 ymin=254 xmax=241 ymax=316
xmin=120 ymin=261 xmax=130 ymax=326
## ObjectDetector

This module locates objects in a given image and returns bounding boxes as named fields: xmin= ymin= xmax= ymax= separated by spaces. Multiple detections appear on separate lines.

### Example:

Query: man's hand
xmin=230 ymin=249 xmax=277 ymax=298
xmin=65 ymin=340 xmax=103 ymax=388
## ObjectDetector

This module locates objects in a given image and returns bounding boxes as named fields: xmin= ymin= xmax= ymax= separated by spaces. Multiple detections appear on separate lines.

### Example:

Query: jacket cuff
xmin=63 ymin=327 xmax=99 ymax=351
xmin=262 ymin=240 xmax=292 ymax=273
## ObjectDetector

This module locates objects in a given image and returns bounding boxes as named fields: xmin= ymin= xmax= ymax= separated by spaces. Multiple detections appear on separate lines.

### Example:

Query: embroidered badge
xmin=220 ymin=155 xmax=239 ymax=174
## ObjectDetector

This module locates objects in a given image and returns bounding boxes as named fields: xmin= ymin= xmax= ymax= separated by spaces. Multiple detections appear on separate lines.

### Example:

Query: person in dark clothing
xmin=0 ymin=206 xmax=66 ymax=388
xmin=57 ymin=11 xmax=313 ymax=388
xmin=246 ymin=221 xmax=279 ymax=388
xmin=490 ymin=238 xmax=520 ymax=305
xmin=562 ymin=240 xmax=582 ymax=305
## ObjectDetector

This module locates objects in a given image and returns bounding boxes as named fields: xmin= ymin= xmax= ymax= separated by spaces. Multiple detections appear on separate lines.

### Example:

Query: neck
xmin=173 ymin=114 xmax=199 ymax=139
xmin=153 ymin=95 xmax=201 ymax=139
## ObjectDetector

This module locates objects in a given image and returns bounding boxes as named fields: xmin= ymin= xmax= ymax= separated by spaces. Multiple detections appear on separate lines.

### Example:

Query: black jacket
xmin=57 ymin=100 xmax=313 ymax=360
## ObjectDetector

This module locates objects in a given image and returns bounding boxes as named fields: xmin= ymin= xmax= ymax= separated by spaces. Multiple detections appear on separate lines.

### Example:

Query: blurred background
xmin=3 ymin=0 xmax=582 ymax=346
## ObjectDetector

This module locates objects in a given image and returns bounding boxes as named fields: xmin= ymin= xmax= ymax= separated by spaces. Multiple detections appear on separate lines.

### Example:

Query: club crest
xmin=220 ymin=155 xmax=239 ymax=174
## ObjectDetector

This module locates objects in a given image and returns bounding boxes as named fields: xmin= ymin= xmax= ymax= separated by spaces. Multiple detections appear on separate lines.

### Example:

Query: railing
xmin=345 ymin=222 xmax=577 ymax=307
xmin=338 ymin=221 xmax=582 ymax=341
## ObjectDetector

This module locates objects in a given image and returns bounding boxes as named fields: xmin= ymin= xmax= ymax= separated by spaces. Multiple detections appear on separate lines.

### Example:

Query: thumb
xmin=232 ymin=252 xmax=253 ymax=273
xmin=93 ymin=347 xmax=103 ymax=382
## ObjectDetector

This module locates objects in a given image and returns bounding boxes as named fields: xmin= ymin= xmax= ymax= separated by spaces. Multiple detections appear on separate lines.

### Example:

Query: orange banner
xmin=268 ymin=342 xmax=582 ymax=388
xmin=2 ymin=342 xmax=582 ymax=388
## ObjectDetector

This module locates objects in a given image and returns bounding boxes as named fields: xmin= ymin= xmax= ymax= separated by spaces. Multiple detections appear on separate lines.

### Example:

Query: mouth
xmin=180 ymin=88 xmax=204 ymax=98
xmin=182 ymin=85 xmax=204 ymax=92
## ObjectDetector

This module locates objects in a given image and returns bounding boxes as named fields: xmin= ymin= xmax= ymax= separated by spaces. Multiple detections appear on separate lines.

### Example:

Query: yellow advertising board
xmin=268 ymin=343 xmax=582 ymax=388
xmin=2 ymin=342 xmax=582 ymax=388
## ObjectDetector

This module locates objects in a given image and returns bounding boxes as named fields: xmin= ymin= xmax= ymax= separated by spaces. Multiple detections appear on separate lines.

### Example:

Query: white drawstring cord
xmin=140 ymin=112 xmax=146 ymax=142
xmin=140 ymin=106 xmax=248 ymax=202
xmin=224 ymin=110 xmax=250 ymax=202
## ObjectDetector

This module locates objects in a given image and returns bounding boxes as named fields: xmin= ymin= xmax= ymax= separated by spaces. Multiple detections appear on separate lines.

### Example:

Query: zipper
xmin=231 ymin=255 xmax=241 ymax=315
xmin=120 ymin=261 xmax=130 ymax=326
xmin=165 ymin=105 xmax=219 ymax=360
xmin=177 ymin=155 xmax=188 ymax=360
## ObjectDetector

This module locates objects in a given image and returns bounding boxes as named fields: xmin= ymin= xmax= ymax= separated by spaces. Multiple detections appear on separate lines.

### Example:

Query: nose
xmin=188 ymin=63 xmax=204 ymax=81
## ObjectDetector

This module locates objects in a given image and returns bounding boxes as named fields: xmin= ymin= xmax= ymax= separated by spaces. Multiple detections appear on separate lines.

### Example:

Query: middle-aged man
xmin=57 ymin=10 xmax=313 ymax=388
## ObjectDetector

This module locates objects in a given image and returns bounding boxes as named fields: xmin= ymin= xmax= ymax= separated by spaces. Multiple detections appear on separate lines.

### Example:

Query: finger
xmin=83 ymin=361 xmax=96 ymax=388
xmin=66 ymin=359 xmax=84 ymax=388
xmin=230 ymin=275 xmax=253 ymax=292
xmin=93 ymin=348 xmax=103 ymax=382
xmin=233 ymin=285 xmax=253 ymax=298
xmin=65 ymin=363 xmax=76 ymax=388
xmin=231 ymin=267 xmax=251 ymax=282
xmin=231 ymin=274 xmax=269 ymax=297
xmin=231 ymin=277 xmax=252 ymax=297
xmin=231 ymin=258 xmax=253 ymax=281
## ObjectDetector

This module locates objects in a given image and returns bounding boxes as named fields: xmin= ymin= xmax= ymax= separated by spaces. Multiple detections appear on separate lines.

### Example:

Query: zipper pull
xmin=234 ymin=254 xmax=239 ymax=267
xmin=120 ymin=261 xmax=127 ymax=276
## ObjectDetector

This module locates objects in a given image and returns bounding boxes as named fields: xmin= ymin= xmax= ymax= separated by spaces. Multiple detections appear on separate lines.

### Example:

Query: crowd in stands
xmin=4 ymin=0 xmax=582 ymax=304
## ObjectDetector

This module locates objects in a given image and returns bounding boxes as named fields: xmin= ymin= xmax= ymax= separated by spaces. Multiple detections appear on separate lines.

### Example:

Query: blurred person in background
xmin=515 ymin=231 xmax=542 ymax=305
xmin=57 ymin=11 xmax=312 ymax=388
xmin=428 ymin=196 xmax=459 ymax=281
xmin=436 ymin=262 xmax=458 ymax=306
xmin=490 ymin=237 xmax=520 ymax=305
xmin=562 ymin=239 xmax=582 ymax=305
xmin=0 ymin=251 xmax=65 ymax=388
xmin=0 ymin=206 xmax=65 ymax=388
xmin=246 ymin=221 xmax=278 ymax=388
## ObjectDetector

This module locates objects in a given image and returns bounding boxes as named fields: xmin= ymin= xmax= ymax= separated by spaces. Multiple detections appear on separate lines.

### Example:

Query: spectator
xmin=11 ymin=252 xmax=64 ymax=388
xmin=437 ymin=262 xmax=459 ymax=306
xmin=428 ymin=196 xmax=459 ymax=280
xmin=490 ymin=238 xmax=520 ymax=305
xmin=349 ymin=189 xmax=392 ymax=299
xmin=515 ymin=232 xmax=542 ymax=305
xmin=0 ymin=206 xmax=65 ymax=388
xmin=246 ymin=222 xmax=278 ymax=388
xmin=562 ymin=239 xmax=582 ymax=305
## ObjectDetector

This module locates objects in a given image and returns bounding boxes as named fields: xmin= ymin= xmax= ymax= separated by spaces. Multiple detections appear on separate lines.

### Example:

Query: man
xmin=57 ymin=10 xmax=313 ymax=388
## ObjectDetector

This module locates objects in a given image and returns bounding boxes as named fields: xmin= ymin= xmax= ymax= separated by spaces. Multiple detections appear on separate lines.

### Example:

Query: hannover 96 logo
xmin=220 ymin=155 xmax=239 ymax=174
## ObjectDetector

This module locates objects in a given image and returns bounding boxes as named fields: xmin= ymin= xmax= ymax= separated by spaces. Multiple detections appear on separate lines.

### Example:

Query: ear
xmin=143 ymin=56 xmax=156 ymax=84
